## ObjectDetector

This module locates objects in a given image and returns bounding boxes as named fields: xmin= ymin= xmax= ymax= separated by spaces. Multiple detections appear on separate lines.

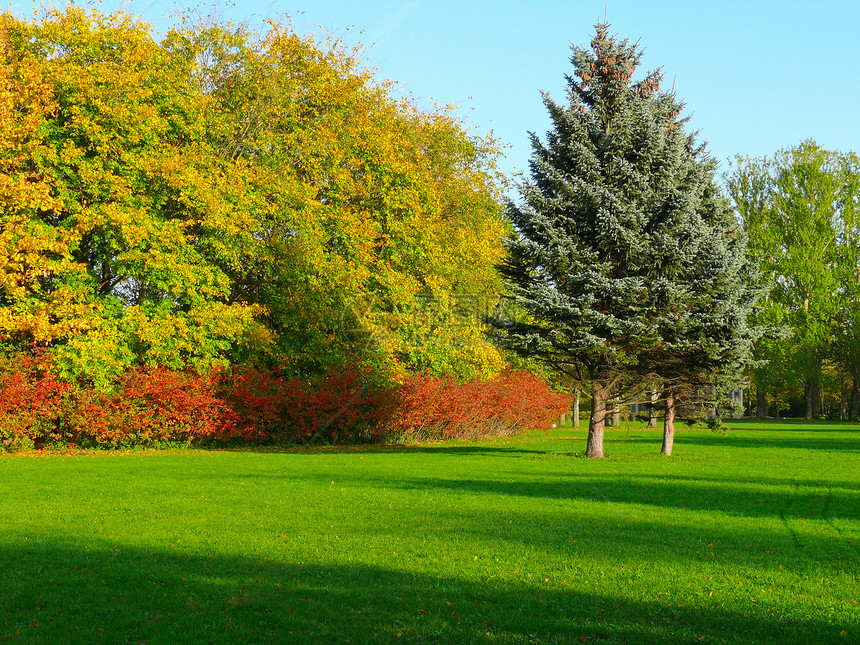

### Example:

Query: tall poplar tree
xmin=493 ymin=24 xmax=760 ymax=457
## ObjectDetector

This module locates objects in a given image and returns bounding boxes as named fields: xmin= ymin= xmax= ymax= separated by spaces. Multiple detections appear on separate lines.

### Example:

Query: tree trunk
xmin=839 ymin=379 xmax=847 ymax=421
xmin=661 ymin=393 xmax=676 ymax=456
xmin=612 ymin=405 xmax=620 ymax=427
xmin=648 ymin=389 xmax=657 ymax=428
xmin=804 ymin=380 xmax=821 ymax=420
xmin=711 ymin=385 xmax=717 ymax=418
xmin=756 ymin=386 xmax=767 ymax=420
xmin=586 ymin=382 xmax=607 ymax=458
xmin=572 ymin=389 xmax=580 ymax=428
xmin=812 ymin=380 xmax=821 ymax=420
xmin=850 ymin=374 xmax=860 ymax=421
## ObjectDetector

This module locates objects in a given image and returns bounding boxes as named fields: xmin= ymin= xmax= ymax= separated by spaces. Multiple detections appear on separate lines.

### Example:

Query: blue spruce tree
xmin=493 ymin=24 xmax=761 ymax=457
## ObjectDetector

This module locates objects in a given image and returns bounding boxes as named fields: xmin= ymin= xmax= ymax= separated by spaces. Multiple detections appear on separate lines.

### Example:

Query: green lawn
xmin=1 ymin=421 xmax=858 ymax=644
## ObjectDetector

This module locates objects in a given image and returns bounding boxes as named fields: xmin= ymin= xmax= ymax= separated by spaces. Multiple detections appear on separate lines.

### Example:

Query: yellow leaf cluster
xmin=0 ymin=7 xmax=509 ymax=383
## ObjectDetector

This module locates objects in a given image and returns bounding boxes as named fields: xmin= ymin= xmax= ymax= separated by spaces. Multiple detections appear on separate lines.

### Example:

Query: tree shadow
xmin=726 ymin=419 xmax=860 ymax=430
xmin=604 ymin=472 xmax=860 ymax=493
xmin=297 ymin=472 xmax=860 ymax=524
xmin=667 ymin=434 xmax=860 ymax=453
xmin=222 ymin=422 xmax=860 ymax=458
xmin=223 ymin=443 xmax=551 ymax=458
xmin=0 ymin=540 xmax=851 ymax=645
xmin=616 ymin=429 xmax=860 ymax=453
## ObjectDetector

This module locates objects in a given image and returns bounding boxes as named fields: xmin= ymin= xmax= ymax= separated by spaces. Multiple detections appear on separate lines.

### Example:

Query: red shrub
xmin=0 ymin=352 xmax=566 ymax=451
xmin=389 ymin=371 xmax=570 ymax=441
xmin=0 ymin=352 xmax=74 ymax=450
xmin=69 ymin=367 xmax=241 ymax=448
xmin=218 ymin=366 xmax=285 ymax=439
xmin=221 ymin=364 xmax=396 ymax=444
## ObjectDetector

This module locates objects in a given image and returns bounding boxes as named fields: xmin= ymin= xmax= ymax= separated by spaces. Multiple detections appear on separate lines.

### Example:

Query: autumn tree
xmin=0 ymin=9 xmax=271 ymax=386
xmin=0 ymin=7 xmax=509 ymax=385
xmin=0 ymin=14 xmax=98 ymax=350
xmin=167 ymin=18 xmax=509 ymax=379
xmin=493 ymin=24 xmax=760 ymax=457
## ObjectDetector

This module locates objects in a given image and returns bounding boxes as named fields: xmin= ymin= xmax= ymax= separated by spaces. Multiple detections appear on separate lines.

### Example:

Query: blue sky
xmin=17 ymin=1 xmax=860 ymax=184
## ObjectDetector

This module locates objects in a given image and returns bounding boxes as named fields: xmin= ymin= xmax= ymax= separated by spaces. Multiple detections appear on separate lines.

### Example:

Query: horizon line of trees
xmin=0 ymin=6 xmax=516 ymax=389
xmin=2 ymin=8 xmax=857 ymax=456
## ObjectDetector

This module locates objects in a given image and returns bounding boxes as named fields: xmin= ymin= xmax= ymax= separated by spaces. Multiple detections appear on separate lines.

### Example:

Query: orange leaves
xmin=0 ymin=19 xmax=57 ymax=162
xmin=0 ymin=209 xmax=94 ymax=346
xmin=0 ymin=356 xmax=571 ymax=450
xmin=0 ymin=8 xmax=271 ymax=378
xmin=389 ymin=371 xmax=570 ymax=441
xmin=0 ymin=286 xmax=99 ymax=344
xmin=0 ymin=18 xmax=81 ymax=347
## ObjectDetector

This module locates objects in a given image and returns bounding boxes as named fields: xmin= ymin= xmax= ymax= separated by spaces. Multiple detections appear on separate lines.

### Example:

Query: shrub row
xmin=390 ymin=371 xmax=571 ymax=441
xmin=0 ymin=353 xmax=569 ymax=451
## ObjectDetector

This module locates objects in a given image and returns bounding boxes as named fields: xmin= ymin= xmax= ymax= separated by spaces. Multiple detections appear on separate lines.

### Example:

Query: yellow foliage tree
xmin=1 ymin=7 xmax=508 ymax=384
xmin=0 ymin=14 xmax=98 ymax=347
xmin=168 ymin=17 xmax=509 ymax=379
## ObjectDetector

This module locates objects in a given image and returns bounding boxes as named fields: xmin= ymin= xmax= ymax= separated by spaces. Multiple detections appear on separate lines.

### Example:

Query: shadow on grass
xmin=669 ymin=434 xmax=859 ymax=453
xmin=616 ymin=431 xmax=860 ymax=453
xmin=224 ymin=444 xmax=552 ymax=458
xmin=610 ymin=472 xmax=860 ymax=493
xmin=298 ymin=471 xmax=860 ymax=524
xmin=726 ymin=419 xmax=860 ymax=429
xmin=1 ymin=540 xmax=852 ymax=645
xmin=220 ymin=421 xmax=860 ymax=458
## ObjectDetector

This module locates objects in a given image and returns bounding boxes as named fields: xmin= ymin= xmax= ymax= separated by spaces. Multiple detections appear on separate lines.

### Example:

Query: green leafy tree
xmin=729 ymin=142 xmax=860 ymax=419
xmin=493 ymin=24 xmax=760 ymax=457
xmin=0 ymin=8 xmax=270 ymax=386
xmin=0 ymin=13 xmax=99 ymax=350
xmin=834 ymin=153 xmax=860 ymax=418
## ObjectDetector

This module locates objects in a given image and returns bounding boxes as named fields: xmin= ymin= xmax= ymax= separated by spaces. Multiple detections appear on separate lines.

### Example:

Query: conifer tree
xmin=493 ymin=24 xmax=761 ymax=457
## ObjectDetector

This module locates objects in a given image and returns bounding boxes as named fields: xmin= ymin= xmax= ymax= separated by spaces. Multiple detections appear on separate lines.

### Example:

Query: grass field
xmin=1 ymin=420 xmax=858 ymax=644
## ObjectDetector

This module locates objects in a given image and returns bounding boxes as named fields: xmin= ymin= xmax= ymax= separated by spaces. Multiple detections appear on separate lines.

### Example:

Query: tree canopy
xmin=0 ymin=7 xmax=509 ymax=385
xmin=728 ymin=142 xmax=860 ymax=420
